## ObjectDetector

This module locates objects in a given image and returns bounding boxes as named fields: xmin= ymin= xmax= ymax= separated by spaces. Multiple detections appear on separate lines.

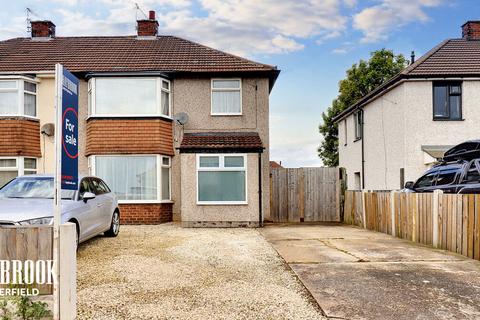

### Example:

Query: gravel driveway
xmin=77 ymin=224 xmax=324 ymax=319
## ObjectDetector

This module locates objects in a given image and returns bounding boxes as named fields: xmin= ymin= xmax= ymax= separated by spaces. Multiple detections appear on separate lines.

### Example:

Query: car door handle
xmin=97 ymin=203 xmax=104 ymax=207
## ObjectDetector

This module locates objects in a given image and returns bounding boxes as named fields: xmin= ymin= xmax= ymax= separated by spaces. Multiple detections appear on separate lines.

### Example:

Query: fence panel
xmin=344 ymin=191 xmax=480 ymax=262
xmin=270 ymin=167 xmax=340 ymax=222
xmin=0 ymin=226 xmax=53 ymax=294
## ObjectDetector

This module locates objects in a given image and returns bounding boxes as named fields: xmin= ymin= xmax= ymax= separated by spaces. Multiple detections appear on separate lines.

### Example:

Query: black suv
xmin=405 ymin=140 xmax=480 ymax=194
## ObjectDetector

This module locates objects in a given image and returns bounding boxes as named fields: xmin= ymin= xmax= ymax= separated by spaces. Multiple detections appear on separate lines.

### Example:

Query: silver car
xmin=0 ymin=175 xmax=120 ymax=244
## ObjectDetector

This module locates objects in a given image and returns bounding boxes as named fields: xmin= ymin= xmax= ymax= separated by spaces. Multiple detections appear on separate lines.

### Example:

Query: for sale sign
xmin=60 ymin=68 xmax=79 ymax=190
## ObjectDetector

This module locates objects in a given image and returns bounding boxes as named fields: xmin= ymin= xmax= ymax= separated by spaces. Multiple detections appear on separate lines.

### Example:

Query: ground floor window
xmin=91 ymin=155 xmax=171 ymax=203
xmin=197 ymin=154 xmax=247 ymax=204
xmin=0 ymin=157 xmax=37 ymax=187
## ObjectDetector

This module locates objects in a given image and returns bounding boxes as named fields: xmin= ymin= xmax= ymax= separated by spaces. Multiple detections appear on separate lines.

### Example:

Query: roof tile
xmin=0 ymin=36 xmax=277 ymax=73
xmin=179 ymin=132 xmax=263 ymax=152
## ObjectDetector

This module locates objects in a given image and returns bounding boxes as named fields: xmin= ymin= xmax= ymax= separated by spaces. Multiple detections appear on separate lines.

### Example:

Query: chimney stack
xmin=137 ymin=10 xmax=158 ymax=37
xmin=31 ymin=20 xmax=55 ymax=38
xmin=462 ymin=21 xmax=480 ymax=41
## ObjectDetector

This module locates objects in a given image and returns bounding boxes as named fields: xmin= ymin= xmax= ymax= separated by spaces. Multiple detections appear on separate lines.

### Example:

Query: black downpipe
xmin=258 ymin=152 xmax=263 ymax=227
xmin=360 ymin=109 xmax=365 ymax=189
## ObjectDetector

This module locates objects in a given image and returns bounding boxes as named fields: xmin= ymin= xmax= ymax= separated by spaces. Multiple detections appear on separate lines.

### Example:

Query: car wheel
xmin=105 ymin=211 xmax=120 ymax=237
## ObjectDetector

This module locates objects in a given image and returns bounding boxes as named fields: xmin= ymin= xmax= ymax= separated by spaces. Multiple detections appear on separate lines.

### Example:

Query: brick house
xmin=0 ymin=12 xmax=279 ymax=226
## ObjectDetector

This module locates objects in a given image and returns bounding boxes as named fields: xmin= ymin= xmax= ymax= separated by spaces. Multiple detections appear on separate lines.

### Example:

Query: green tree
xmin=318 ymin=49 xmax=407 ymax=166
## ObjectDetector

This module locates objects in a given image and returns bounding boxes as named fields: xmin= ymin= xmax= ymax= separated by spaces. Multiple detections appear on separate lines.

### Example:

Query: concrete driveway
xmin=261 ymin=223 xmax=480 ymax=320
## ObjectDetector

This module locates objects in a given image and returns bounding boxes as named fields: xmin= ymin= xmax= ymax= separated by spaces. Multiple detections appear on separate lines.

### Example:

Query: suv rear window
xmin=463 ymin=161 xmax=480 ymax=184
xmin=435 ymin=168 xmax=458 ymax=186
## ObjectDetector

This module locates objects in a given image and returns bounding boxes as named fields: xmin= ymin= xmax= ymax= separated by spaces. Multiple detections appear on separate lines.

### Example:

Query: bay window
xmin=0 ymin=157 xmax=37 ymax=187
xmin=89 ymin=77 xmax=171 ymax=117
xmin=92 ymin=155 xmax=171 ymax=203
xmin=211 ymin=79 xmax=242 ymax=115
xmin=0 ymin=79 xmax=37 ymax=117
xmin=197 ymin=154 xmax=247 ymax=204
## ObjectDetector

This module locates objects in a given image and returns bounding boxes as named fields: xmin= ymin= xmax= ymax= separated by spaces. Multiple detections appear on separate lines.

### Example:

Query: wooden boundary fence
xmin=344 ymin=190 xmax=480 ymax=260
xmin=270 ymin=167 xmax=341 ymax=222
xmin=0 ymin=226 xmax=53 ymax=294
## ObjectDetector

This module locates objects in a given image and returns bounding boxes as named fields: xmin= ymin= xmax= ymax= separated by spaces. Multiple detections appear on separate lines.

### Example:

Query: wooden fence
xmin=0 ymin=226 xmax=53 ymax=294
xmin=270 ymin=167 xmax=341 ymax=222
xmin=344 ymin=190 xmax=480 ymax=260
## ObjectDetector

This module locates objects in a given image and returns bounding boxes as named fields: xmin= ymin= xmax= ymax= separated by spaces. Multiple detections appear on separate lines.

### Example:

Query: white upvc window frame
xmin=89 ymin=154 xmax=172 ymax=204
xmin=88 ymin=77 xmax=172 ymax=119
xmin=196 ymin=153 xmax=248 ymax=205
xmin=211 ymin=78 xmax=242 ymax=116
xmin=0 ymin=156 xmax=38 ymax=178
xmin=161 ymin=155 xmax=171 ymax=201
xmin=0 ymin=77 xmax=38 ymax=119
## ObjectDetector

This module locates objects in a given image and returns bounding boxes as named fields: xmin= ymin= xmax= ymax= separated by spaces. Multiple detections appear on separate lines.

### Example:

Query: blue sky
xmin=0 ymin=0 xmax=477 ymax=167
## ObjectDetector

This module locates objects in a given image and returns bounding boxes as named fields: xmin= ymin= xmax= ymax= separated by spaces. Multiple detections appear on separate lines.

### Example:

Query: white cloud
xmin=158 ymin=0 xmax=348 ymax=55
xmin=332 ymin=48 xmax=349 ymax=54
xmin=353 ymin=0 xmax=443 ymax=43
xmin=1 ymin=0 xmax=348 ymax=56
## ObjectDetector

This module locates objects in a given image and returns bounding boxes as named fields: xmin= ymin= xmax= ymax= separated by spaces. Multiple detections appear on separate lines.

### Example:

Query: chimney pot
xmin=462 ymin=21 xmax=480 ymax=41
xmin=30 ymin=20 xmax=56 ymax=38
xmin=149 ymin=10 xmax=155 ymax=20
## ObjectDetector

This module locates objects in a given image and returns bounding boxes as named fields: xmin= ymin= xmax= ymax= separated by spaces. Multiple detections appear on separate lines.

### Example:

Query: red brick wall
xmin=119 ymin=203 xmax=172 ymax=224
xmin=0 ymin=118 xmax=41 ymax=157
xmin=86 ymin=118 xmax=174 ymax=156
xmin=462 ymin=21 xmax=480 ymax=40
xmin=137 ymin=20 xmax=158 ymax=37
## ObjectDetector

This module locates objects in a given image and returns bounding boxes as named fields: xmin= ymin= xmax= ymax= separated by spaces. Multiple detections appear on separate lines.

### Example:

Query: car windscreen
xmin=414 ymin=171 xmax=437 ymax=188
xmin=0 ymin=177 xmax=75 ymax=200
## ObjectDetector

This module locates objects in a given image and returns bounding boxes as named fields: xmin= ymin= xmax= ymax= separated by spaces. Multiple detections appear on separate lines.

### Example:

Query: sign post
xmin=54 ymin=64 xmax=79 ymax=320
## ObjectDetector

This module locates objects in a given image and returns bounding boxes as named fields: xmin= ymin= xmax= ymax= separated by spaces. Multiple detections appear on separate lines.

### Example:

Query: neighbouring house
xmin=334 ymin=21 xmax=480 ymax=191
xmin=0 ymin=11 xmax=279 ymax=226
xmin=269 ymin=161 xmax=283 ymax=169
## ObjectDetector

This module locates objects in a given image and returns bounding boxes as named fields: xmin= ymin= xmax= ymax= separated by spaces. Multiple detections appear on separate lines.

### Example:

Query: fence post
xmin=432 ymin=190 xmax=442 ymax=248
xmin=390 ymin=191 xmax=396 ymax=237
xmin=362 ymin=190 xmax=367 ymax=229
xmin=60 ymin=223 xmax=77 ymax=320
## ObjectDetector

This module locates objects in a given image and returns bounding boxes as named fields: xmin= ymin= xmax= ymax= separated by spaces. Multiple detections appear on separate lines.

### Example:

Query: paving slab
xmin=269 ymin=239 xmax=358 ymax=263
xmin=262 ymin=223 xmax=392 ymax=241
xmin=291 ymin=261 xmax=480 ymax=320
xmin=326 ymin=238 xmax=466 ymax=262
xmin=262 ymin=224 xmax=480 ymax=320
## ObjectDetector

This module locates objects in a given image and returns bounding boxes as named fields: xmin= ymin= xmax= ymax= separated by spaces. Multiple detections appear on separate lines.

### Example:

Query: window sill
xmin=210 ymin=113 xmax=243 ymax=116
xmin=196 ymin=201 xmax=248 ymax=206
xmin=433 ymin=118 xmax=464 ymax=121
xmin=0 ymin=115 xmax=39 ymax=121
xmin=87 ymin=115 xmax=172 ymax=121
xmin=118 ymin=200 xmax=173 ymax=204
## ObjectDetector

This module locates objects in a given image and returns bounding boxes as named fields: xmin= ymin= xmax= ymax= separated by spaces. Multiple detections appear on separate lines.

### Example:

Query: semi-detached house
xmin=0 ymin=12 xmax=279 ymax=226
xmin=335 ymin=21 xmax=480 ymax=191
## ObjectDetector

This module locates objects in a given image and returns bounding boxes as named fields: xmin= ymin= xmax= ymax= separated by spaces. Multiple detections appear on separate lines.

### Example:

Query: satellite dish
xmin=173 ymin=112 xmax=189 ymax=125
xmin=41 ymin=123 xmax=55 ymax=136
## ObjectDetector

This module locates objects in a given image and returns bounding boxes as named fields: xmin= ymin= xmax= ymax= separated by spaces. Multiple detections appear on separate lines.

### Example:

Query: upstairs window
xmin=354 ymin=110 xmax=363 ymax=140
xmin=89 ymin=77 xmax=171 ymax=117
xmin=211 ymin=79 xmax=242 ymax=115
xmin=433 ymin=82 xmax=462 ymax=120
xmin=0 ymin=79 xmax=37 ymax=117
